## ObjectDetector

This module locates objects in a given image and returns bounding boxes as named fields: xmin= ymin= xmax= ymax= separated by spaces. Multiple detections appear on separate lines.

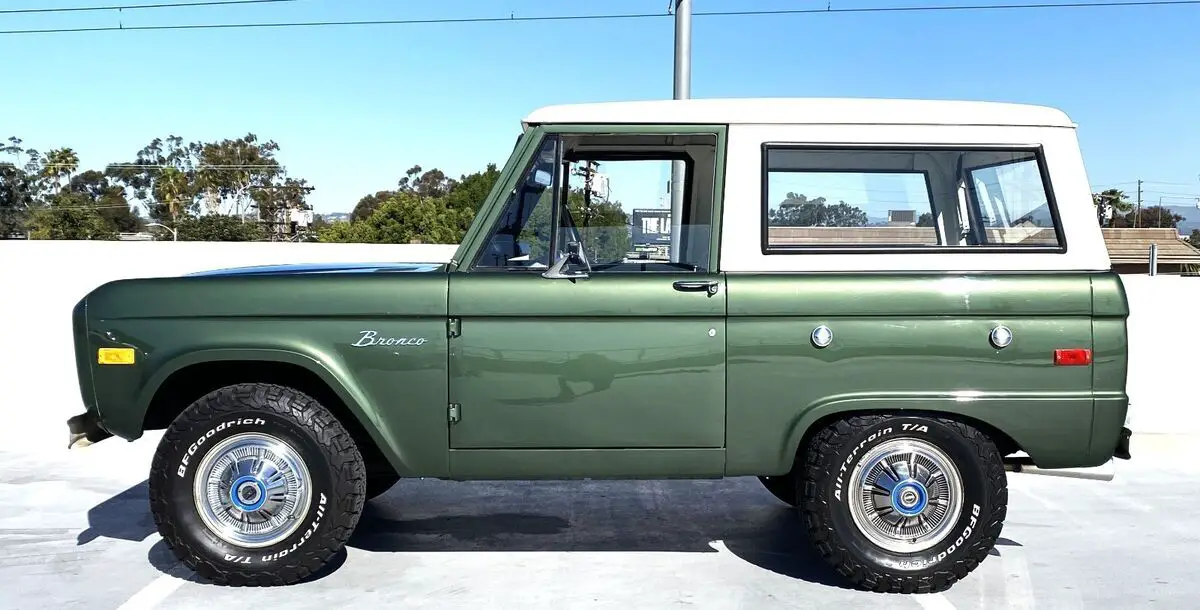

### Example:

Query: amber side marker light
xmin=1053 ymin=348 xmax=1092 ymax=366
xmin=98 ymin=348 xmax=136 ymax=365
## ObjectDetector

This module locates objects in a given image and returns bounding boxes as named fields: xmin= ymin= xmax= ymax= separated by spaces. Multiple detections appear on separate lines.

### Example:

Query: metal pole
xmin=669 ymin=0 xmax=691 ymax=263
xmin=1148 ymin=243 xmax=1158 ymax=276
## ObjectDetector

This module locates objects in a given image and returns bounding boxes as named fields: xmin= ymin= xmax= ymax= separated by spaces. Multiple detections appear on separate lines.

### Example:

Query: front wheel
xmin=799 ymin=414 xmax=1007 ymax=593
xmin=148 ymin=383 xmax=367 ymax=586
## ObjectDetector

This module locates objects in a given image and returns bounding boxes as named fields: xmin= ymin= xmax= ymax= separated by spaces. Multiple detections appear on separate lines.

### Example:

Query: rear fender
xmin=782 ymin=393 xmax=1096 ymax=472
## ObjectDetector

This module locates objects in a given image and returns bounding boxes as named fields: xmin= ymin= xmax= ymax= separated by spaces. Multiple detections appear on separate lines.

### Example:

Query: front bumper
xmin=67 ymin=410 xmax=113 ymax=449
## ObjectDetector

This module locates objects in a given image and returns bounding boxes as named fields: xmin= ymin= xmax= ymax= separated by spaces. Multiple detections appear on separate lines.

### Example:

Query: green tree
xmin=351 ymin=190 xmax=394 ymax=222
xmin=1189 ymin=229 xmax=1200 ymax=249
xmin=107 ymin=135 xmax=199 ymax=223
xmin=26 ymin=191 xmax=118 ymax=240
xmin=1092 ymin=188 xmax=1133 ymax=226
xmin=0 ymin=138 xmax=38 ymax=237
xmin=519 ymin=188 xmax=631 ymax=263
xmin=397 ymin=165 xmax=454 ymax=198
xmin=41 ymin=148 xmax=79 ymax=192
xmin=443 ymin=163 xmax=501 ymax=232
xmin=768 ymin=193 xmax=869 ymax=227
xmin=335 ymin=163 xmax=502 ymax=244
xmin=174 ymin=214 xmax=265 ymax=241
xmin=195 ymin=133 xmax=285 ymax=219
xmin=68 ymin=170 xmax=143 ymax=233
xmin=1125 ymin=205 xmax=1184 ymax=229
xmin=318 ymin=191 xmax=462 ymax=244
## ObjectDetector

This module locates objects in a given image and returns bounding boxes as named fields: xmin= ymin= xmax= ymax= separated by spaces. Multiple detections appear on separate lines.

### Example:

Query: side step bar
xmin=1004 ymin=457 xmax=1115 ymax=482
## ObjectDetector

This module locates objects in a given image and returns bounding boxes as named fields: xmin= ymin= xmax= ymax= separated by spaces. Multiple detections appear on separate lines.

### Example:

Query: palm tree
xmin=155 ymin=167 xmax=190 ymax=225
xmin=41 ymin=148 xmax=79 ymax=192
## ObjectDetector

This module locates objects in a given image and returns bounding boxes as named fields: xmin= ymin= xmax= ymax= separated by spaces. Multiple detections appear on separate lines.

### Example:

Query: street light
xmin=145 ymin=222 xmax=177 ymax=241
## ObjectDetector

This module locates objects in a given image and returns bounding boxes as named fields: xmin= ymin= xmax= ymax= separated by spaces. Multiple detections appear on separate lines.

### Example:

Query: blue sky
xmin=2 ymin=0 xmax=1198 ymax=215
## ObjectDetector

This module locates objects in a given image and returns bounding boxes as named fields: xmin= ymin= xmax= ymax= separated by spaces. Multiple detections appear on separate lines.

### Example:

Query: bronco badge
xmin=351 ymin=330 xmax=427 ymax=347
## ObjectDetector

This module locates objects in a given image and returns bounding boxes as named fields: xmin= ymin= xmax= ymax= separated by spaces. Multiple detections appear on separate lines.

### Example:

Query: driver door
xmin=446 ymin=129 xmax=728 ymax=462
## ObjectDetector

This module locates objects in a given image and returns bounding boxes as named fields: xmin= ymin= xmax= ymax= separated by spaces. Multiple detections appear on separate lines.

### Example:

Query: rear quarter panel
xmin=725 ymin=273 xmax=1105 ymax=475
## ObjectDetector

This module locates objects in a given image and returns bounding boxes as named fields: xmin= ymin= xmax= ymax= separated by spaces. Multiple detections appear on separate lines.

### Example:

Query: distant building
xmin=631 ymin=208 xmax=671 ymax=247
xmin=1102 ymin=228 xmax=1200 ymax=275
xmin=887 ymin=209 xmax=916 ymax=226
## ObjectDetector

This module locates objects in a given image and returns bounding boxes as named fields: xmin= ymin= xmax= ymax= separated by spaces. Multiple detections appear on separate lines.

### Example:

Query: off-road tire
xmin=758 ymin=473 xmax=799 ymax=506
xmin=148 ymin=383 xmax=367 ymax=586
xmin=799 ymin=414 xmax=1007 ymax=593
xmin=366 ymin=474 xmax=400 ymax=500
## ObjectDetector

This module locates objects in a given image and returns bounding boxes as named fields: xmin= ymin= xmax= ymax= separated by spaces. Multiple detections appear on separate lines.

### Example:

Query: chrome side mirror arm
xmin=541 ymin=241 xmax=590 ymax=280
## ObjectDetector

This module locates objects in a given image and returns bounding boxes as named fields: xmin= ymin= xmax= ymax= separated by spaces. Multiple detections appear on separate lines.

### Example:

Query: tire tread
xmin=799 ymin=413 xmax=1007 ymax=594
xmin=147 ymin=382 xmax=366 ymax=586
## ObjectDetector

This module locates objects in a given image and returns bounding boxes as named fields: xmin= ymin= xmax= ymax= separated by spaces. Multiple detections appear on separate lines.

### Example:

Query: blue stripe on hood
xmin=186 ymin=261 xmax=445 ymax=277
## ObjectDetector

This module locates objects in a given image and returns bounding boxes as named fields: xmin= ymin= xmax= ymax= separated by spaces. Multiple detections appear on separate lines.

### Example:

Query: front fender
xmin=138 ymin=348 xmax=407 ymax=467
xmin=779 ymin=392 xmax=1097 ymax=472
xmin=88 ymin=319 xmax=449 ymax=478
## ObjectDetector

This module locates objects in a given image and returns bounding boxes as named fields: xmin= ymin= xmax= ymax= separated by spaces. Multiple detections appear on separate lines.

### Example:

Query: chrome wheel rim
xmin=192 ymin=432 xmax=312 ymax=548
xmin=847 ymin=437 xmax=964 ymax=554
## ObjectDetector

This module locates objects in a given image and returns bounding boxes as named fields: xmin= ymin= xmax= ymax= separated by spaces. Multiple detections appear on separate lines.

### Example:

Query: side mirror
xmin=528 ymin=169 xmax=552 ymax=188
xmin=541 ymin=241 xmax=591 ymax=280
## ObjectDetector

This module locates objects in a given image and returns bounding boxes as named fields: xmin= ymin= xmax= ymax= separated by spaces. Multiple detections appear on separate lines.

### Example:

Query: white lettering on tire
xmin=176 ymin=417 xmax=267 ymax=477
xmin=891 ymin=503 xmax=983 ymax=570
xmin=260 ymin=492 xmax=327 ymax=563
xmin=214 ymin=492 xmax=329 ymax=565
xmin=833 ymin=426 xmax=892 ymax=501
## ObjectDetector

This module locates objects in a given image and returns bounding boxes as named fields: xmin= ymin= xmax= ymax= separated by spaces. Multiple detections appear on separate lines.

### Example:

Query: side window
xmin=968 ymin=158 xmax=1059 ymax=246
xmin=473 ymin=131 xmax=719 ymax=272
xmin=762 ymin=146 xmax=1064 ymax=252
xmin=561 ymin=157 xmax=703 ymax=270
xmin=473 ymin=136 xmax=561 ymax=269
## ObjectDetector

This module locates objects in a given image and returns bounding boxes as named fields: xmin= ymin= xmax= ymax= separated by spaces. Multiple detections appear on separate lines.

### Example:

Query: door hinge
xmin=448 ymin=403 xmax=461 ymax=425
xmin=447 ymin=317 xmax=461 ymax=339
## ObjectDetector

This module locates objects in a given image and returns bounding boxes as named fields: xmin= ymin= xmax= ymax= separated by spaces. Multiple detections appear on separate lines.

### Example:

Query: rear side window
xmin=762 ymin=146 xmax=1064 ymax=253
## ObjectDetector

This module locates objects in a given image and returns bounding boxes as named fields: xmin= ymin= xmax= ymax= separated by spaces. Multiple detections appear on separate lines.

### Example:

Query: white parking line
xmin=116 ymin=563 xmax=192 ymax=610
xmin=999 ymin=543 xmax=1037 ymax=609
xmin=914 ymin=592 xmax=957 ymax=610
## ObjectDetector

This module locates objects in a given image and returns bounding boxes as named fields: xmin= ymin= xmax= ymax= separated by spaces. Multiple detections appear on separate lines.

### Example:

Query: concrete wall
xmin=0 ymin=240 xmax=458 ymax=451
xmin=1120 ymin=274 xmax=1200 ymax=434
xmin=1 ymin=240 xmax=1195 ymax=452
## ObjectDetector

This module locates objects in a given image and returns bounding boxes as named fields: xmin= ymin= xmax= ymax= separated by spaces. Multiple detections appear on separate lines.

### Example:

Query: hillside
xmin=1168 ymin=205 xmax=1200 ymax=235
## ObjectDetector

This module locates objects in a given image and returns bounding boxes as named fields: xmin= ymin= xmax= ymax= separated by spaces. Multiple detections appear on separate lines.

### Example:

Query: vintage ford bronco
xmin=66 ymin=98 xmax=1132 ymax=593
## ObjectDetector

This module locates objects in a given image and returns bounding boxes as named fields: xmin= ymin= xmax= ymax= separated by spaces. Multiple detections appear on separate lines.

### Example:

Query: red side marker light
xmin=1054 ymin=348 xmax=1092 ymax=366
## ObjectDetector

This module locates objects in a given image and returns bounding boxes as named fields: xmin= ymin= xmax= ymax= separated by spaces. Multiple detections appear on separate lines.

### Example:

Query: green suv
xmin=66 ymin=98 xmax=1132 ymax=593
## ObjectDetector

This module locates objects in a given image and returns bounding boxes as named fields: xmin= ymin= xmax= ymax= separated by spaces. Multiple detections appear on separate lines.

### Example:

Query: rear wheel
xmin=148 ymin=383 xmax=367 ymax=586
xmin=799 ymin=414 xmax=1007 ymax=593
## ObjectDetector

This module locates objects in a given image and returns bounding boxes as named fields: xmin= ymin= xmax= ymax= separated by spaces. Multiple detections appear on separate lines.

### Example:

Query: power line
xmin=2 ymin=0 xmax=1198 ymax=35
xmin=0 ymin=0 xmax=299 ymax=16
xmin=33 ymin=163 xmax=288 ymax=169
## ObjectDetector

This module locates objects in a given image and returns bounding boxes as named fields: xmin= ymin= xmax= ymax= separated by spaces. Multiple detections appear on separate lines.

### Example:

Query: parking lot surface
xmin=1 ymin=433 xmax=1197 ymax=610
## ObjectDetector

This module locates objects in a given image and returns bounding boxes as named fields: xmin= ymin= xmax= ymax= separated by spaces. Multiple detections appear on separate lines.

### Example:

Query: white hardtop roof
xmin=523 ymin=97 xmax=1075 ymax=128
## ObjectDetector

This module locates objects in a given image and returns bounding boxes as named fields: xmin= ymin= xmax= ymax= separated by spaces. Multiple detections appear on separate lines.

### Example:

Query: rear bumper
xmin=67 ymin=410 xmax=112 ymax=449
xmin=1114 ymin=426 xmax=1132 ymax=460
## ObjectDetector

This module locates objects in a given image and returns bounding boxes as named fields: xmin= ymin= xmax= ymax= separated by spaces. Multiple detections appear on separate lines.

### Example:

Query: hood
xmin=185 ymin=261 xmax=446 ymax=277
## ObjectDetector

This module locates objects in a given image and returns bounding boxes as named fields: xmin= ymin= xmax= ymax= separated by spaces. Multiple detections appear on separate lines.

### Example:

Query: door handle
xmin=673 ymin=280 xmax=719 ymax=296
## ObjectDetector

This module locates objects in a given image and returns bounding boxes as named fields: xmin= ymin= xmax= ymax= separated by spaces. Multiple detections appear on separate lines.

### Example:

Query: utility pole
xmin=1135 ymin=179 xmax=1143 ymax=227
xmin=669 ymin=0 xmax=691 ymax=262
